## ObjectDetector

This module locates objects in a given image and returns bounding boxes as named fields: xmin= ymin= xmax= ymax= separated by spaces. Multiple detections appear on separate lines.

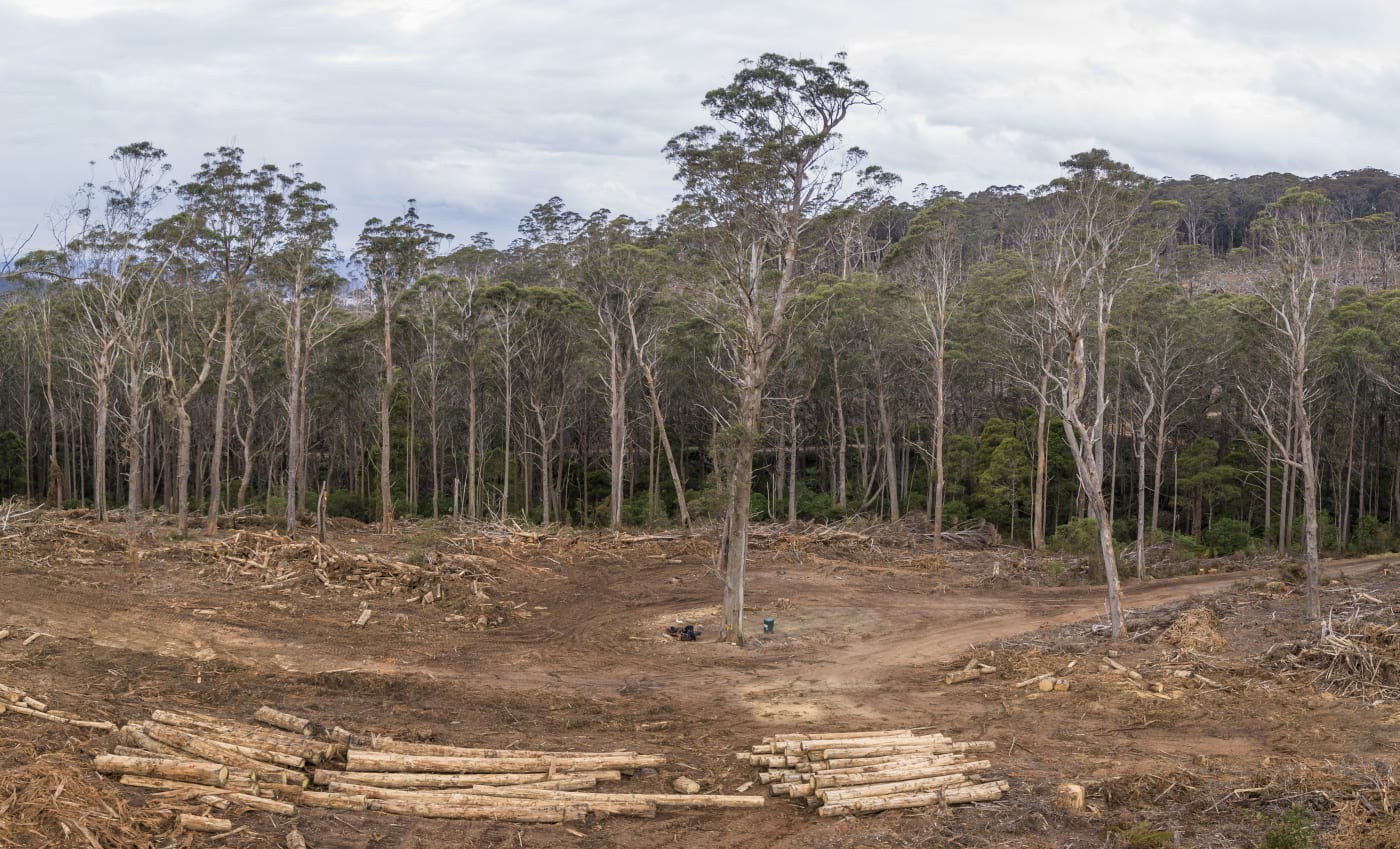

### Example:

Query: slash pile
xmin=737 ymin=728 xmax=1007 ymax=817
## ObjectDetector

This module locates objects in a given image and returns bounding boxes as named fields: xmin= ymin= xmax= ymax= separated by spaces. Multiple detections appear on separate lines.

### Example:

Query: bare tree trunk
xmin=466 ymin=348 xmax=479 ymax=520
xmin=607 ymin=330 xmax=628 ymax=530
xmin=1297 ymin=385 xmax=1321 ymax=621
xmin=93 ymin=377 xmax=110 ymax=521
xmin=787 ymin=402 xmax=799 ymax=523
xmin=876 ymin=372 xmax=899 ymax=521
xmin=380 ymin=297 xmax=394 ymax=534
xmin=718 ymin=376 xmax=761 ymax=646
xmin=285 ymin=305 xmax=303 ymax=537
xmin=628 ymin=317 xmax=689 ymax=529
xmin=1135 ymin=421 xmax=1148 ymax=579
xmin=1032 ymin=378 xmax=1048 ymax=549
xmin=206 ymin=298 xmax=235 ymax=532
xmin=833 ymin=354 xmax=848 ymax=512
xmin=931 ymin=337 xmax=946 ymax=552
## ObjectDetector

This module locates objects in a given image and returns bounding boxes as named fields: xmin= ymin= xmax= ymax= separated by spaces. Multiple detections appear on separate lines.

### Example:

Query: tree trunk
xmin=833 ymin=354 xmax=848 ymax=511
xmin=93 ymin=377 xmax=110 ymax=521
xmin=1135 ymin=421 xmax=1147 ymax=579
xmin=1032 ymin=378 xmax=1048 ymax=549
xmin=788 ymin=402 xmax=799 ymax=523
xmin=876 ymin=371 xmax=899 ymax=521
xmin=718 ymin=373 xmax=762 ymax=646
xmin=932 ymin=337 xmax=946 ymax=553
xmin=380 ymin=296 xmax=394 ymax=534
xmin=285 ymin=300 xmax=304 ymax=537
xmin=608 ymin=330 xmax=627 ymax=529
xmin=175 ymin=406 xmax=194 ymax=532
xmin=206 ymin=297 xmax=235 ymax=532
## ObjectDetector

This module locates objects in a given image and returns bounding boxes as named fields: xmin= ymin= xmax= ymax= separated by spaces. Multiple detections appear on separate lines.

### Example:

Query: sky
xmin=3 ymin=0 xmax=1399 ymax=253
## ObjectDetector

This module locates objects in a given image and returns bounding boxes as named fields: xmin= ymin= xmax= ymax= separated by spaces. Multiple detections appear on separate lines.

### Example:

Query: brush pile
xmin=737 ymin=728 xmax=1007 ymax=816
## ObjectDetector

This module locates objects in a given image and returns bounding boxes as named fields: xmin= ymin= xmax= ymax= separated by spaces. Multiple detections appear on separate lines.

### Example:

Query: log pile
xmin=0 ymin=680 xmax=118 ymax=731
xmin=96 ymin=705 xmax=330 ymax=828
xmin=99 ymin=705 xmax=762 ymax=828
xmin=737 ymin=729 xmax=1007 ymax=816
xmin=316 ymin=736 xmax=762 ymax=821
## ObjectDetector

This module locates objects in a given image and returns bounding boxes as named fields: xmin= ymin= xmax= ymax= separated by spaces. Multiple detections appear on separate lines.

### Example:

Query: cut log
xmin=255 ymin=706 xmax=313 ymax=736
xmin=795 ymin=734 xmax=947 ymax=753
xmin=298 ymin=790 xmax=369 ymax=811
xmin=94 ymin=754 xmax=228 ymax=787
xmin=1054 ymin=782 xmax=1085 ymax=812
xmin=151 ymin=710 xmax=333 ymax=762
xmin=370 ymin=738 xmax=642 ymax=760
xmin=672 ymin=776 xmax=701 ymax=794
xmin=944 ymin=669 xmax=982 ymax=685
xmin=812 ymin=740 xmax=995 ymax=760
xmin=142 ymin=723 xmax=307 ymax=781
xmin=3 ymin=701 xmax=116 ymax=730
xmin=118 ymin=725 xmax=186 ymax=757
xmin=817 ymin=773 xmax=973 ymax=803
xmin=818 ymin=779 xmax=1009 ymax=816
xmin=313 ymin=769 xmax=614 ymax=789
xmin=177 ymin=813 xmax=232 ymax=833
xmin=367 ymin=798 xmax=588 ymax=822
xmin=813 ymin=760 xmax=991 ymax=790
xmin=145 ymin=721 xmax=306 ymax=768
xmin=345 ymin=749 xmax=664 ymax=774
xmin=325 ymin=782 xmax=656 ymax=817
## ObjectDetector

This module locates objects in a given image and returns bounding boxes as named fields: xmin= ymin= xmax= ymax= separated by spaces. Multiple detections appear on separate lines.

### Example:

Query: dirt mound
xmin=1157 ymin=607 xmax=1226 ymax=653
xmin=0 ymin=750 xmax=169 ymax=848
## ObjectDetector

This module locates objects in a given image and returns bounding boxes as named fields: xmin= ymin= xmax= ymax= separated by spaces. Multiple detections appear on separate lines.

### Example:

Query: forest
xmin=2 ymin=55 xmax=1400 ymax=593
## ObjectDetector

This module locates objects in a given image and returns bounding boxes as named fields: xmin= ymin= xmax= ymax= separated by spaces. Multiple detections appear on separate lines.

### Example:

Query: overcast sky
xmin=3 ymin=0 xmax=1399 ymax=252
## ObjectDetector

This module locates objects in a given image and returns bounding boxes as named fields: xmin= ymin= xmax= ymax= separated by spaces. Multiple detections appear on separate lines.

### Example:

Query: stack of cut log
xmin=314 ymin=737 xmax=763 ymax=821
xmin=0 ymin=680 xmax=117 ymax=731
xmin=738 ymin=729 xmax=1007 ymax=817
xmin=100 ymin=705 xmax=763 ymax=827
xmin=95 ymin=705 xmax=337 ymax=830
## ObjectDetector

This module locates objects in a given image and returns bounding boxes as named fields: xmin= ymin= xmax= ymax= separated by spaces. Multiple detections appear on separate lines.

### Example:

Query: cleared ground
xmin=2 ymin=514 xmax=1399 ymax=848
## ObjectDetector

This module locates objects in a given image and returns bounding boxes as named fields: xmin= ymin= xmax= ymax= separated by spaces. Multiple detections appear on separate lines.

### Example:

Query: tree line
xmin=4 ymin=54 xmax=1400 ymax=640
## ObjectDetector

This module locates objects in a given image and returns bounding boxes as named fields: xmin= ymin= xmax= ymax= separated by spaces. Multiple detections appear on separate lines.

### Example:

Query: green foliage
xmin=0 ymin=430 xmax=24 ymax=497
xmin=1202 ymin=517 xmax=1252 ymax=555
xmin=1351 ymin=515 xmax=1393 ymax=554
xmin=1253 ymin=804 xmax=1318 ymax=849
xmin=1049 ymin=517 xmax=1102 ymax=556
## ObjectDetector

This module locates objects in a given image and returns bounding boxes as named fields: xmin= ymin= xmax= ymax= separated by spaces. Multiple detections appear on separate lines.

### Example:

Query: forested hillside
xmin=3 ymin=76 xmax=1400 ymax=576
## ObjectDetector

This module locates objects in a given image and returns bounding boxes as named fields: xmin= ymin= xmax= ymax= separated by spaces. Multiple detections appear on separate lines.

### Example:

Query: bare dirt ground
xmin=3 ymin=513 xmax=1400 ymax=848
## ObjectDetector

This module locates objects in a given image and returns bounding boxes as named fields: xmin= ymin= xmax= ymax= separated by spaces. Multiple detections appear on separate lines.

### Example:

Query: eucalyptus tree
xmin=885 ymin=195 xmax=971 ymax=550
xmin=664 ymin=52 xmax=879 ymax=645
xmin=353 ymin=203 xmax=450 ymax=533
xmin=573 ymin=211 xmax=655 ymax=529
xmin=150 ymin=246 xmax=221 ymax=533
xmin=263 ymin=174 xmax=340 ymax=536
xmin=440 ymin=235 xmax=503 ymax=519
xmin=67 ymin=143 xmax=182 ymax=529
xmin=178 ymin=147 xmax=287 ymax=531
xmin=1021 ymin=150 xmax=1178 ymax=637
xmin=1244 ymin=188 xmax=1347 ymax=619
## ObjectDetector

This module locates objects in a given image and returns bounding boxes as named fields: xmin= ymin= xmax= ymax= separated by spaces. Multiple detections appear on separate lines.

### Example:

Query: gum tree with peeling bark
xmin=664 ymin=52 xmax=878 ymax=645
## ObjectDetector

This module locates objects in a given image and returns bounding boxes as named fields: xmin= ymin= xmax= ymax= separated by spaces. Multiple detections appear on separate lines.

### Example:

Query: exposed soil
xmin=3 ymin=514 xmax=1400 ymax=848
